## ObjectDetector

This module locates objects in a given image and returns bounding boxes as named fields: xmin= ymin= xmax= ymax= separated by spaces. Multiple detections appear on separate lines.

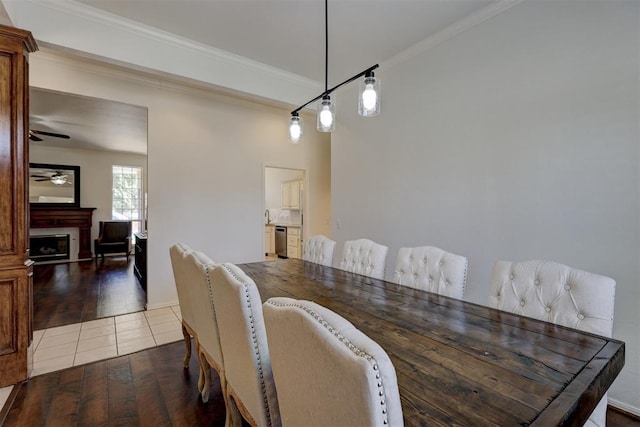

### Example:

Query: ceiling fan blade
xmin=29 ymin=133 xmax=43 ymax=142
xmin=35 ymin=178 xmax=50 ymax=181
xmin=30 ymin=129 xmax=70 ymax=139
xmin=30 ymin=174 xmax=50 ymax=178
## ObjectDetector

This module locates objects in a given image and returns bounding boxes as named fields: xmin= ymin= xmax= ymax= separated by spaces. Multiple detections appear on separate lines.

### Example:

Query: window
xmin=112 ymin=165 xmax=143 ymax=236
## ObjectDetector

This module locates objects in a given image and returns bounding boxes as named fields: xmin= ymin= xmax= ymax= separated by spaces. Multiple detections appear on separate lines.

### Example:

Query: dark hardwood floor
xmin=33 ymin=258 xmax=147 ymax=330
xmin=0 ymin=339 xmax=637 ymax=426
xmin=609 ymin=408 xmax=640 ymax=427
xmin=0 ymin=341 xmax=225 ymax=426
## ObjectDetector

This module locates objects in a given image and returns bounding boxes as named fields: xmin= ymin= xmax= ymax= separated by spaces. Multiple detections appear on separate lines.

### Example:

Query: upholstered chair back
xmin=210 ymin=263 xmax=280 ymax=427
xmin=488 ymin=260 xmax=616 ymax=427
xmin=340 ymin=239 xmax=388 ymax=280
xmin=169 ymin=243 xmax=196 ymax=331
xmin=302 ymin=235 xmax=336 ymax=267
xmin=393 ymin=246 xmax=468 ymax=299
xmin=187 ymin=252 xmax=226 ymax=402
xmin=99 ymin=220 xmax=131 ymax=242
xmin=263 ymin=297 xmax=403 ymax=427
xmin=187 ymin=251 xmax=223 ymax=369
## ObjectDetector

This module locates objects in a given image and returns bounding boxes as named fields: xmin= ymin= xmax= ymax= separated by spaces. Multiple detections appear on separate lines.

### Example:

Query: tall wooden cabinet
xmin=0 ymin=24 xmax=37 ymax=387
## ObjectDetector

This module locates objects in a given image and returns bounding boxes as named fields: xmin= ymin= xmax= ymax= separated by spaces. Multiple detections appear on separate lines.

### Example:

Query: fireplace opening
xmin=30 ymin=234 xmax=70 ymax=262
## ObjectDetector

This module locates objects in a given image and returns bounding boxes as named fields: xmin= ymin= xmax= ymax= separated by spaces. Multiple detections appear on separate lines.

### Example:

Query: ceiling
xmin=30 ymin=87 xmax=148 ymax=155
xmin=73 ymin=0 xmax=493 ymax=83
xmin=14 ymin=0 xmax=499 ymax=155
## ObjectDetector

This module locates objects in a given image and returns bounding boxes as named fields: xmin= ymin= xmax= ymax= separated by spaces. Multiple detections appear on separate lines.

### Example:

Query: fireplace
xmin=30 ymin=206 xmax=96 ymax=260
xmin=29 ymin=234 xmax=70 ymax=262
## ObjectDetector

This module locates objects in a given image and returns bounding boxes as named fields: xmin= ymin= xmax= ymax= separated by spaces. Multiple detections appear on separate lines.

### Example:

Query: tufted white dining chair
xmin=488 ymin=260 xmax=616 ymax=427
xmin=169 ymin=243 xmax=197 ymax=367
xmin=393 ymin=246 xmax=468 ymax=299
xmin=210 ymin=263 xmax=281 ymax=427
xmin=185 ymin=251 xmax=226 ymax=406
xmin=340 ymin=239 xmax=388 ymax=280
xmin=302 ymin=235 xmax=336 ymax=267
xmin=263 ymin=297 xmax=403 ymax=427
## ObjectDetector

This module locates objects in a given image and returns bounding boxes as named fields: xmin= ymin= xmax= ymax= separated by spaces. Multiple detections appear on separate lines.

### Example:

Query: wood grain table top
xmin=239 ymin=259 xmax=625 ymax=426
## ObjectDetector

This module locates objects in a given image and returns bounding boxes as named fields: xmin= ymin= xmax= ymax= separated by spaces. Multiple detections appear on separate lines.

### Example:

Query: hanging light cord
xmin=324 ymin=0 xmax=328 ymax=94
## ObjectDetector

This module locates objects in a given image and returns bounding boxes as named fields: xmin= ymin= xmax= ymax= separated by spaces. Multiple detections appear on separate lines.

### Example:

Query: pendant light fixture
xmin=317 ymin=95 xmax=335 ymax=132
xmin=359 ymin=70 xmax=381 ymax=117
xmin=289 ymin=112 xmax=302 ymax=144
xmin=288 ymin=0 xmax=381 ymax=143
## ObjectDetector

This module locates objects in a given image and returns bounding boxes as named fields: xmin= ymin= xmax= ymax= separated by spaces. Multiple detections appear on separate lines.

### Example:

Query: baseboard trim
xmin=609 ymin=400 xmax=640 ymax=419
xmin=146 ymin=300 xmax=179 ymax=311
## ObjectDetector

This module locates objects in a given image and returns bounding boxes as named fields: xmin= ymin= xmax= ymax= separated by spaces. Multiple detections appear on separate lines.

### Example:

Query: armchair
xmin=94 ymin=220 xmax=132 ymax=262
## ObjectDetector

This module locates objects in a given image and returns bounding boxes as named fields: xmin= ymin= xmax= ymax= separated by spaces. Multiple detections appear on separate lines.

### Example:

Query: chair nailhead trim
xmin=267 ymin=300 xmax=389 ymax=425
xmin=203 ymin=263 xmax=220 ymax=323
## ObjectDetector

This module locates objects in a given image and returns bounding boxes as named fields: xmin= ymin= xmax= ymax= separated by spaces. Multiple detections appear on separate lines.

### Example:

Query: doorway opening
xmin=29 ymin=87 xmax=149 ymax=330
xmin=264 ymin=166 xmax=305 ymax=261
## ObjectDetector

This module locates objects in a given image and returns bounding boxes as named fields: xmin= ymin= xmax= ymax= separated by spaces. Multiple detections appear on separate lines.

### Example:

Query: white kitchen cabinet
xmin=287 ymin=227 xmax=300 ymax=259
xmin=281 ymin=180 xmax=302 ymax=210
xmin=265 ymin=225 xmax=275 ymax=255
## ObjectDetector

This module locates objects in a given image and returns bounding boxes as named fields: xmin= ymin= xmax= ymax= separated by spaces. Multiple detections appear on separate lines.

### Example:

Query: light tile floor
xmin=0 ymin=305 xmax=183 ymax=411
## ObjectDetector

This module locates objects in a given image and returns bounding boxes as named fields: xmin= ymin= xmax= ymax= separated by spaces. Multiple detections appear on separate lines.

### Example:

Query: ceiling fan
xmin=30 ymin=171 xmax=72 ymax=185
xmin=29 ymin=129 xmax=70 ymax=142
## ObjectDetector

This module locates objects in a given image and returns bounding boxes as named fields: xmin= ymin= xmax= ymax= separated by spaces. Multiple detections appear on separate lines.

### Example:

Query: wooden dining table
xmin=239 ymin=258 xmax=625 ymax=426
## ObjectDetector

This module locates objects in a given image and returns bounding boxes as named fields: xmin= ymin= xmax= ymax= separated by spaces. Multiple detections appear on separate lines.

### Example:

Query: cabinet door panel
xmin=0 ymin=278 xmax=16 ymax=352
xmin=281 ymin=183 xmax=290 ymax=209
xmin=289 ymin=181 xmax=300 ymax=210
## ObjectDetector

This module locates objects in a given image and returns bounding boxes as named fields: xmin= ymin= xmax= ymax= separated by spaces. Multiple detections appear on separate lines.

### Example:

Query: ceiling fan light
xmin=50 ymin=175 xmax=67 ymax=185
xmin=317 ymin=95 xmax=335 ymax=132
xmin=289 ymin=113 xmax=302 ymax=144
xmin=358 ymin=72 xmax=380 ymax=117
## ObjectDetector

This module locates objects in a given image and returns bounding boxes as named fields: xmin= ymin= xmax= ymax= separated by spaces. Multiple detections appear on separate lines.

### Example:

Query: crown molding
xmin=2 ymin=0 xmax=322 ymax=106
xmin=31 ymin=0 xmax=319 ymax=87
xmin=382 ymin=0 xmax=525 ymax=71
xmin=31 ymin=48 xmax=299 ymax=115
xmin=4 ymin=0 xmax=523 ymax=106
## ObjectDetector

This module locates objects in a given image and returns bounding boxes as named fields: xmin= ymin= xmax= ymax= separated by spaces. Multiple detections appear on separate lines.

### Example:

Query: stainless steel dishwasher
xmin=275 ymin=226 xmax=287 ymax=258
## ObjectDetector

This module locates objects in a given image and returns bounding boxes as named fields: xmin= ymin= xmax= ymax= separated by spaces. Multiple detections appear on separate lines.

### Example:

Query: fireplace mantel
xmin=30 ymin=206 xmax=96 ymax=260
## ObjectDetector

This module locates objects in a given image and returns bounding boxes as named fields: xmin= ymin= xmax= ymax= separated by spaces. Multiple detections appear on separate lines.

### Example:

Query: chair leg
xmin=181 ymin=324 xmax=191 ymax=368
xmin=225 ymin=392 xmax=243 ymax=427
xmin=195 ymin=343 xmax=204 ymax=394
xmin=198 ymin=350 xmax=212 ymax=403
xmin=219 ymin=371 xmax=230 ymax=427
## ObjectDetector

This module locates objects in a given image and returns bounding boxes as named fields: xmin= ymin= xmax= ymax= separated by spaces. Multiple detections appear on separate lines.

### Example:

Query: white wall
xmin=29 ymin=50 xmax=331 ymax=310
xmin=30 ymin=145 xmax=147 ymax=245
xmin=332 ymin=1 xmax=639 ymax=413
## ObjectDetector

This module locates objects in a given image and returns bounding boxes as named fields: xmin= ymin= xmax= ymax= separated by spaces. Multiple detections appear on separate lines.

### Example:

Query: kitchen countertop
xmin=265 ymin=223 xmax=300 ymax=228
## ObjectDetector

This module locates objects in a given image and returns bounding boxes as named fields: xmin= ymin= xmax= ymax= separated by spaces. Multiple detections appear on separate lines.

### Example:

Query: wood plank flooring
xmin=0 ymin=340 xmax=637 ymax=427
xmin=1 ymin=341 xmax=225 ymax=426
xmin=33 ymin=259 xmax=147 ymax=330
